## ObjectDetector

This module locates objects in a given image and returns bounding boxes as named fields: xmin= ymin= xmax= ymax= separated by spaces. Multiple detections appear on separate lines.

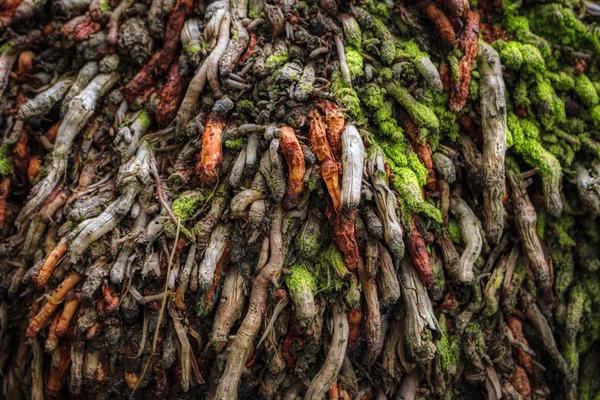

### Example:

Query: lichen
xmin=265 ymin=50 xmax=289 ymax=71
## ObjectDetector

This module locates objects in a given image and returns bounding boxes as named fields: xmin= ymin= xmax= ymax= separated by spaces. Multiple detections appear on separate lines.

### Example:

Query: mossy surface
xmin=172 ymin=191 xmax=206 ymax=220
xmin=0 ymin=146 xmax=10 ymax=176
xmin=386 ymin=83 xmax=440 ymax=133
xmin=345 ymin=49 xmax=364 ymax=80
xmin=508 ymin=113 xmax=562 ymax=197
xmin=286 ymin=264 xmax=317 ymax=304
xmin=393 ymin=167 xmax=442 ymax=223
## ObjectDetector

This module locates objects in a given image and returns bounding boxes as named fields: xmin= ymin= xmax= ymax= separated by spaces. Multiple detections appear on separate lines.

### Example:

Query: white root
xmin=340 ymin=124 xmax=364 ymax=210
xmin=198 ymin=224 xmax=231 ymax=291
xmin=69 ymin=141 xmax=153 ymax=262
xmin=304 ymin=301 xmax=349 ymax=400
xmin=214 ymin=204 xmax=284 ymax=400
xmin=366 ymin=148 xmax=405 ymax=260
xmin=478 ymin=40 xmax=507 ymax=246
xmin=207 ymin=11 xmax=231 ymax=97
xmin=449 ymin=196 xmax=483 ymax=283
xmin=18 ymin=78 xmax=74 ymax=120
xmin=16 ymin=73 xmax=120 ymax=227
xmin=334 ymin=35 xmax=352 ymax=87
xmin=399 ymin=258 xmax=440 ymax=365
xmin=61 ymin=62 xmax=99 ymax=117
xmin=114 ymin=110 xmax=153 ymax=160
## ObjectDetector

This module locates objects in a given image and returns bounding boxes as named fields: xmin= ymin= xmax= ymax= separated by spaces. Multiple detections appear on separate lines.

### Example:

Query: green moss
xmin=386 ymin=83 xmax=440 ymax=133
xmin=585 ymin=278 xmax=600 ymax=306
xmin=432 ymin=92 xmax=458 ymax=143
xmin=396 ymin=40 xmax=426 ymax=59
xmin=574 ymin=74 xmax=599 ymax=108
xmin=0 ymin=146 xmax=10 ymax=176
xmin=554 ymin=216 xmax=576 ymax=247
xmin=590 ymin=105 xmax=600 ymax=127
xmin=533 ymin=76 xmax=566 ymax=129
xmin=172 ymin=190 xmax=206 ymax=220
xmin=286 ymin=263 xmax=317 ymax=303
xmin=527 ymin=4 xmax=600 ymax=55
xmin=236 ymin=99 xmax=256 ymax=117
xmin=547 ymin=72 xmax=575 ymax=92
xmin=364 ymin=0 xmax=392 ymax=19
xmin=552 ymin=249 xmax=575 ymax=298
xmin=345 ymin=48 xmax=364 ymax=80
xmin=436 ymin=315 xmax=461 ymax=373
xmin=331 ymin=71 xmax=365 ymax=124
xmin=0 ymin=41 xmax=14 ymax=54
xmin=184 ymin=44 xmax=201 ymax=58
xmin=315 ymin=243 xmax=348 ymax=292
xmin=519 ymin=44 xmax=545 ymax=74
xmin=362 ymin=84 xmax=404 ymax=141
xmin=371 ymin=16 xmax=395 ymax=65
xmin=499 ymin=41 xmax=524 ymax=71
xmin=508 ymin=114 xmax=562 ymax=198
xmin=407 ymin=152 xmax=428 ymax=187
xmin=343 ymin=19 xmax=362 ymax=49
xmin=319 ymin=244 xmax=349 ymax=280
xmin=505 ymin=5 xmax=530 ymax=33
xmin=382 ymin=142 xmax=408 ymax=171
xmin=468 ymin=76 xmax=479 ymax=101
xmin=513 ymin=79 xmax=530 ymax=109
xmin=447 ymin=48 xmax=462 ymax=83
xmin=135 ymin=110 xmax=152 ymax=129
xmin=99 ymin=0 xmax=112 ymax=12
xmin=448 ymin=219 xmax=462 ymax=244
xmin=224 ymin=138 xmax=245 ymax=149
xmin=345 ymin=273 xmax=361 ymax=309
xmin=536 ymin=208 xmax=546 ymax=239
xmin=393 ymin=167 xmax=442 ymax=223
xmin=378 ymin=67 xmax=393 ymax=82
